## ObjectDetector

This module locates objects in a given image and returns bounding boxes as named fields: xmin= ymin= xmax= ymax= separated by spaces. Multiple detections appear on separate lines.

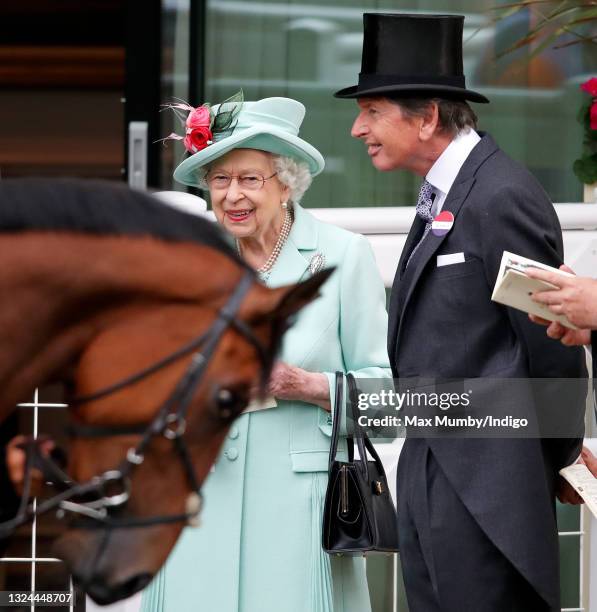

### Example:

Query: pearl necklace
xmin=237 ymin=208 xmax=293 ymax=281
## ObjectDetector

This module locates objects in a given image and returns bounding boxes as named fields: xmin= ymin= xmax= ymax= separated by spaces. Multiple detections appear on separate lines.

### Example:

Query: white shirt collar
xmin=426 ymin=129 xmax=481 ymax=197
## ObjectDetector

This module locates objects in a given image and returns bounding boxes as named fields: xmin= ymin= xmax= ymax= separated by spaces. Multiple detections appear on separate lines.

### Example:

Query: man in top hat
xmin=335 ymin=13 xmax=587 ymax=611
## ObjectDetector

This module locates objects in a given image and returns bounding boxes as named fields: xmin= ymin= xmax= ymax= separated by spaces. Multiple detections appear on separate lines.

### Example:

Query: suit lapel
xmin=397 ymin=215 xmax=426 ymax=279
xmin=388 ymin=215 xmax=424 ymax=361
xmin=388 ymin=133 xmax=499 ymax=367
xmin=393 ymin=177 xmax=475 ymax=356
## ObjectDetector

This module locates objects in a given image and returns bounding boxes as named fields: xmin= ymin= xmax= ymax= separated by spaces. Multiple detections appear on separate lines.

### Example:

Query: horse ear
xmin=268 ymin=268 xmax=335 ymax=323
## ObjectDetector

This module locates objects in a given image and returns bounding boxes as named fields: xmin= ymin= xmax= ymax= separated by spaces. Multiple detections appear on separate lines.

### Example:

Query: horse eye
xmin=213 ymin=387 xmax=244 ymax=420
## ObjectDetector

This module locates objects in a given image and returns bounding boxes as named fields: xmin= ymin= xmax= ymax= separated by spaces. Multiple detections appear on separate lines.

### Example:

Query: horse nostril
xmin=119 ymin=572 xmax=153 ymax=597
xmin=79 ymin=572 xmax=153 ymax=605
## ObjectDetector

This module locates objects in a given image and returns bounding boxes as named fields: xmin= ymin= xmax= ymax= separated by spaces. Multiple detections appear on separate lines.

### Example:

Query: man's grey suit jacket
xmin=388 ymin=132 xmax=587 ymax=609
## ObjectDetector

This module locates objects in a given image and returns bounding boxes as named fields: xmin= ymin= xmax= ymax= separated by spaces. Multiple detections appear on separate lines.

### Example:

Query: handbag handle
xmin=328 ymin=372 xmax=359 ymax=469
xmin=345 ymin=373 xmax=369 ymax=479
xmin=328 ymin=372 xmax=386 ymax=482
xmin=346 ymin=373 xmax=387 ymax=482
xmin=328 ymin=371 xmax=345 ymax=471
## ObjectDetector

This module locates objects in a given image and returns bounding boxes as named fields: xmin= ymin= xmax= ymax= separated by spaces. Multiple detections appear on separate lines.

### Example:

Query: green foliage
xmin=573 ymin=153 xmax=597 ymax=183
xmin=492 ymin=2 xmax=596 ymax=184
xmin=492 ymin=1 xmax=597 ymax=56
xmin=574 ymin=97 xmax=597 ymax=183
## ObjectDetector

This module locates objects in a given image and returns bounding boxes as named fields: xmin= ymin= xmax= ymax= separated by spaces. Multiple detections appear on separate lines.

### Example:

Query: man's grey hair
xmin=196 ymin=153 xmax=312 ymax=205
xmin=389 ymin=97 xmax=478 ymax=136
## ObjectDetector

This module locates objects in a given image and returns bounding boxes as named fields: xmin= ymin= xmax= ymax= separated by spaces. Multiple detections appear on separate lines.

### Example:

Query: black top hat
xmin=334 ymin=13 xmax=489 ymax=103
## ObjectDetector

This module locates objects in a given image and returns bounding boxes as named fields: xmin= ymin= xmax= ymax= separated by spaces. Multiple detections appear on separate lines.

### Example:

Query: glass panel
xmin=557 ymin=502 xmax=581 ymax=610
xmin=179 ymin=0 xmax=597 ymax=207
xmin=161 ymin=0 xmax=192 ymax=189
xmin=366 ymin=554 xmax=395 ymax=611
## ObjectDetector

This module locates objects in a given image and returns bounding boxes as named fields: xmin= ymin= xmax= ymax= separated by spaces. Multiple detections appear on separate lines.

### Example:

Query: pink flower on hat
xmin=159 ymin=90 xmax=243 ymax=154
xmin=184 ymin=106 xmax=213 ymax=153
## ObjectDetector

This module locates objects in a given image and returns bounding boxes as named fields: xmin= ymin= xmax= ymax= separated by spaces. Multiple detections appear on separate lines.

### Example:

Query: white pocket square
xmin=437 ymin=252 xmax=465 ymax=267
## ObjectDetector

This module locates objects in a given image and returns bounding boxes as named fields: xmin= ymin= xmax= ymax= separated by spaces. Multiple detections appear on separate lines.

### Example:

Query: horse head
xmin=0 ymin=179 xmax=331 ymax=603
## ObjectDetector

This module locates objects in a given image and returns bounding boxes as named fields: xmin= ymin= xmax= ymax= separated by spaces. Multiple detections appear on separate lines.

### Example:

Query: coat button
xmin=228 ymin=426 xmax=239 ymax=440
xmin=225 ymin=448 xmax=239 ymax=461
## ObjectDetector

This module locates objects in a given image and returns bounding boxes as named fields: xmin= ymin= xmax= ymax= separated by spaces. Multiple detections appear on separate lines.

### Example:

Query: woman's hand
xmin=527 ymin=264 xmax=597 ymax=330
xmin=268 ymin=362 xmax=331 ymax=411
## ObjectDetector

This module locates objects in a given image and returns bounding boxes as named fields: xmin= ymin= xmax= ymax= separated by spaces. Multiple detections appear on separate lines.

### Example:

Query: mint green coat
xmin=141 ymin=204 xmax=391 ymax=612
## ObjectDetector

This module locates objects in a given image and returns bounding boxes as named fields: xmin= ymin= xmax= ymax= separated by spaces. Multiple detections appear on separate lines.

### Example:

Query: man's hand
xmin=527 ymin=264 xmax=597 ymax=330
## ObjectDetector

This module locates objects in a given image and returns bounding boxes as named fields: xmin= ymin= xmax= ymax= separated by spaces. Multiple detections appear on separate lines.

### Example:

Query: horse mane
xmin=0 ymin=178 xmax=247 ymax=268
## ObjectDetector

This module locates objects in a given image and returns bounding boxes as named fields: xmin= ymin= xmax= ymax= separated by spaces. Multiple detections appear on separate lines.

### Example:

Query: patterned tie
xmin=406 ymin=180 xmax=435 ymax=269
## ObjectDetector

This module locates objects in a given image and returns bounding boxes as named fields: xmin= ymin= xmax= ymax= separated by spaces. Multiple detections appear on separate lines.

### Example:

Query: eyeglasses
xmin=204 ymin=172 xmax=278 ymax=191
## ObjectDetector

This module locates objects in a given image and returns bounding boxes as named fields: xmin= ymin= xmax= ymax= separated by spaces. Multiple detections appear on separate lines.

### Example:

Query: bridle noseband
xmin=0 ymin=271 xmax=269 ymax=536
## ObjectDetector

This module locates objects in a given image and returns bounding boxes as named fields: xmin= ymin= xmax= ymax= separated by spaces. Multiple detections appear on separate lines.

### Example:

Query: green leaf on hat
xmin=213 ymin=89 xmax=244 ymax=134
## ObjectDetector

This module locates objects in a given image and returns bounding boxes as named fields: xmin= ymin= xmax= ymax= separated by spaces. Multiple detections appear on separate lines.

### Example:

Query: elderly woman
xmin=142 ymin=97 xmax=391 ymax=612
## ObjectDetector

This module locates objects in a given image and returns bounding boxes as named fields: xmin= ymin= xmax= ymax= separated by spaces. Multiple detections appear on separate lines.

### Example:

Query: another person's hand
xmin=581 ymin=446 xmax=597 ymax=478
xmin=528 ymin=315 xmax=591 ymax=347
xmin=5 ymin=435 xmax=54 ymax=497
xmin=527 ymin=264 xmax=597 ymax=330
xmin=268 ymin=362 xmax=331 ymax=411
xmin=557 ymin=446 xmax=597 ymax=505
xmin=557 ymin=479 xmax=584 ymax=505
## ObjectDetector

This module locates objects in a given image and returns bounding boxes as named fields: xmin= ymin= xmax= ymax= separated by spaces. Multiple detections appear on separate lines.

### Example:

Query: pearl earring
xmin=281 ymin=202 xmax=288 ymax=209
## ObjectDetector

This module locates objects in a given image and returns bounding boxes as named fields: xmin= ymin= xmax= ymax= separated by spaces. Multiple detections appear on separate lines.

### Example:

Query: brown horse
xmin=0 ymin=178 xmax=329 ymax=604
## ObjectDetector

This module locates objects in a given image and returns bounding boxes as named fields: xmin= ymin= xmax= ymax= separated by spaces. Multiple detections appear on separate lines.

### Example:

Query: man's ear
xmin=419 ymin=101 xmax=439 ymax=142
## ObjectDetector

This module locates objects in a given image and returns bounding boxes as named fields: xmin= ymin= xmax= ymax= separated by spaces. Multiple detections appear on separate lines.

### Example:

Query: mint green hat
xmin=173 ymin=97 xmax=325 ymax=187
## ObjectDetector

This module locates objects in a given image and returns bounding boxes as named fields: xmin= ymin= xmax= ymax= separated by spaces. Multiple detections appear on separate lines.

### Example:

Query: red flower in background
xmin=184 ymin=105 xmax=213 ymax=153
xmin=574 ymin=78 xmax=597 ymax=184
xmin=580 ymin=78 xmax=597 ymax=130
xmin=590 ymin=102 xmax=597 ymax=131
xmin=581 ymin=78 xmax=597 ymax=97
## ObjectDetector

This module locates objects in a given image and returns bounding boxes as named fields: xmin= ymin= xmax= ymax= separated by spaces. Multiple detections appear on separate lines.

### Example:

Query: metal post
xmin=127 ymin=121 xmax=148 ymax=190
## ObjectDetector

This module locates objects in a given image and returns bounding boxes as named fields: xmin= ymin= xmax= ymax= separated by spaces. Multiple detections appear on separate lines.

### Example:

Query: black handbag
xmin=322 ymin=372 xmax=399 ymax=555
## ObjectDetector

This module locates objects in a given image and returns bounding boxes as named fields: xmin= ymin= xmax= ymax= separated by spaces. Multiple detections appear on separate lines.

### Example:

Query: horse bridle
xmin=0 ymin=271 xmax=271 ymax=536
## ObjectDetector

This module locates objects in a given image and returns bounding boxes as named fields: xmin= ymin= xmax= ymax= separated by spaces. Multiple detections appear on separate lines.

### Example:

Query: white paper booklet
xmin=559 ymin=463 xmax=597 ymax=518
xmin=491 ymin=251 xmax=577 ymax=329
